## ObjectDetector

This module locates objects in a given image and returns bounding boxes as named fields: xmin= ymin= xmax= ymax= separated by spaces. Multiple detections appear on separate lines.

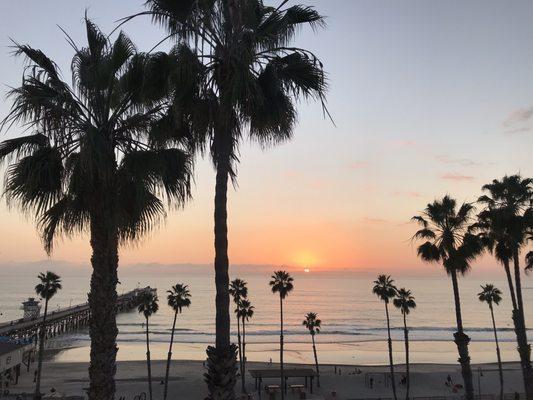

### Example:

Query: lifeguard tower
xmin=21 ymin=298 xmax=41 ymax=319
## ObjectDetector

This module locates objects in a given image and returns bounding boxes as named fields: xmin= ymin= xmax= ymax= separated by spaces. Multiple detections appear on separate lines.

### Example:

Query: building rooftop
xmin=0 ymin=342 xmax=25 ymax=356
xmin=0 ymin=336 xmax=31 ymax=356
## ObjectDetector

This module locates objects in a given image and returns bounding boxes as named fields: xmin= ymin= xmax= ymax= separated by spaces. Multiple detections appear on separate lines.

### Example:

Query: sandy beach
xmin=6 ymin=359 xmax=527 ymax=399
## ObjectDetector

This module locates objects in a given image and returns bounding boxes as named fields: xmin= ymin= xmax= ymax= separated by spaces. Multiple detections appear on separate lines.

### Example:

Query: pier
xmin=0 ymin=287 xmax=155 ymax=341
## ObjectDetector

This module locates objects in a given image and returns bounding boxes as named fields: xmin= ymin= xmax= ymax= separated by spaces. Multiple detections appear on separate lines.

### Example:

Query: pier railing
xmin=0 ymin=287 xmax=155 ymax=340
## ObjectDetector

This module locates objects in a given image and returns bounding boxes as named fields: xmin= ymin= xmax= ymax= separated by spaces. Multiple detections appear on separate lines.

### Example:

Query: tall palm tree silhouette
xmin=270 ymin=270 xmax=294 ymax=400
xmin=133 ymin=2 xmax=329 ymax=395
xmin=164 ymin=284 xmax=191 ymax=400
xmin=373 ymin=275 xmax=398 ymax=400
xmin=229 ymin=278 xmax=248 ymax=392
xmin=478 ymin=284 xmax=504 ymax=400
xmin=0 ymin=19 xmax=192 ymax=400
xmin=237 ymin=298 xmax=255 ymax=391
xmin=393 ymin=288 xmax=416 ymax=400
xmin=302 ymin=312 xmax=322 ymax=387
xmin=476 ymin=175 xmax=533 ymax=398
xmin=138 ymin=292 xmax=159 ymax=400
xmin=34 ymin=271 xmax=62 ymax=400
xmin=412 ymin=196 xmax=483 ymax=400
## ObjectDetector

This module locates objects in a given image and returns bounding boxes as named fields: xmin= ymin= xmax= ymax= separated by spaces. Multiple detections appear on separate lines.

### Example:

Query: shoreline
xmin=42 ymin=336 xmax=528 ymax=366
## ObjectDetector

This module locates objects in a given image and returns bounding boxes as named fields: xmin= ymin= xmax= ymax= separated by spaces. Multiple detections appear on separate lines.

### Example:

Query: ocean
xmin=1 ymin=265 xmax=531 ymax=366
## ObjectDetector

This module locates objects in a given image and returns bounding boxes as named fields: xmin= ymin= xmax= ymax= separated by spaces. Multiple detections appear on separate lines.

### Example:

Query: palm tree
xmin=372 ymin=275 xmax=398 ymax=400
xmin=270 ymin=270 xmax=294 ymax=400
xmin=133 ymin=3 xmax=329 ymax=396
xmin=393 ymin=288 xmax=416 ymax=400
xmin=237 ymin=298 xmax=255 ymax=392
xmin=478 ymin=284 xmax=504 ymax=400
xmin=229 ymin=278 xmax=248 ymax=392
xmin=476 ymin=175 xmax=533 ymax=398
xmin=164 ymin=284 xmax=191 ymax=400
xmin=412 ymin=195 xmax=484 ymax=400
xmin=33 ymin=271 xmax=62 ymax=400
xmin=0 ymin=19 xmax=192 ymax=400
xmin=302 ymin=312 xmax=321 ymax=387
xmin=138 ymin=292 xmax=159 ymax=400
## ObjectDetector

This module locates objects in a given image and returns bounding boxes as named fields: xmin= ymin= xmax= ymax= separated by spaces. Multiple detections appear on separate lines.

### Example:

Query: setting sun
xmin=292 ymin=251 xmax=320 ymax=269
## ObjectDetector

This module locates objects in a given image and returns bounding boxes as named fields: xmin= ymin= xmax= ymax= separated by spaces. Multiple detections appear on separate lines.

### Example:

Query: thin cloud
xmin=503 ymin=127 xmax=531 ymax=136
xmin=389 ymin=139 xmax=417 ymax=147
xmin=362 ymin=217 xmax=388 ymax=224
xmin=435 ymin=155 xmax=477 ymax=167
xmin=441 ymin=173 xmax=475 ymax=182
xmin=349 ymin=161 xmax=369 ymax=170
xmin=392 ymin=190 xmax=422 ymax=198
xmin=282 ymin=169 xmax=300 ymax=179
xmin=503 ymin=106 xmax=533 ymax=127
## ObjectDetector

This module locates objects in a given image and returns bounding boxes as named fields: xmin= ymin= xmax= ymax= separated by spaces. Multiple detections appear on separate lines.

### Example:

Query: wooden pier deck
xmin=0 ymin=287 xmax=155 ymax=340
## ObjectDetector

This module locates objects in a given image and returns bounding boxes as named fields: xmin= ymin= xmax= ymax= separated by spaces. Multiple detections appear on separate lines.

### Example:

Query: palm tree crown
xmin=478 ymin=284 xmax=503 ymax=306
xmin=237 ymin=299 xmax=254 ymax=322
xmin=138 ymin=0 xmax=329 ymax=172
xmin=35 ymin=271 xmax=62 ymax=300
xmin=412 ymin=195 xmax=483 ymax=275
xmin=479 ymin=175 xmax=533 ymax=213
xmin=526 ymin=251 xmax=533 ymax=274
xmin=393 ymin=288 xmax=416 ymax=316
xmin=303 ymin=312 xmax=321 ymax=336
xmin=372 ymin=275 xmax=397 ymax=303
xmin=138 ymin=292 xmax=159 ymax=319
xmin=229 ymin=279 xmax=248 ymax=305
xmin=167 ymin=284 xmax=191 ymax=313
xmin=476 ymin=175 xmax=533 ymax=263
xmin=0 ymin=19 xmax=193 ymax=253
xmin=270 ymin=270 xmax=294 ymax=299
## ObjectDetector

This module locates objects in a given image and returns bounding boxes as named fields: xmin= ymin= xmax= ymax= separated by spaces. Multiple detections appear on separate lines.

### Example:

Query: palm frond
xmin=416 ymin=242 xmax=440 ymax=263
xmin=0 ymin=133 xmax=48 ymax=164
xmin=4 ymin=147 xmax=63 ymax=215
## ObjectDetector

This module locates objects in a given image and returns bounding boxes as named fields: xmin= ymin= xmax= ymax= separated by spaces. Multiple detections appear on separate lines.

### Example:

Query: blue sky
xmin=0 ymin=1 xmax=531 ymax=271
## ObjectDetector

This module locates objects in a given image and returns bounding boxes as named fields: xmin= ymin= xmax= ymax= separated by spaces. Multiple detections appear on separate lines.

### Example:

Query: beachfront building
xmin=0 ymin=337 xmax=33 ymax=391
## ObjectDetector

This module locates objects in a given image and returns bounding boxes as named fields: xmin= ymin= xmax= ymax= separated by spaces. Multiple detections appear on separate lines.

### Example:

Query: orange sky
xmin=1 ymin=1 xmax=533 ymax=273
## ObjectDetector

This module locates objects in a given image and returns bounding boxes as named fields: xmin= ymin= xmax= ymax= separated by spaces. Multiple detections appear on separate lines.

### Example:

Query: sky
xmin=0 ymin=1 xmax=532 ymax=274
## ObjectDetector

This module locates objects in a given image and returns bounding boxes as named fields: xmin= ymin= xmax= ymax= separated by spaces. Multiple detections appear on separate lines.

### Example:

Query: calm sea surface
xmin=1 ymin=266 xmax=532 ymax=365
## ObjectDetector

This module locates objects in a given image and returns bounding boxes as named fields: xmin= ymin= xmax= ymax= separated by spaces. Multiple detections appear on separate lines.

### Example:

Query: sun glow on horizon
xmin=292 ymin=250 xmax=320 ymax=269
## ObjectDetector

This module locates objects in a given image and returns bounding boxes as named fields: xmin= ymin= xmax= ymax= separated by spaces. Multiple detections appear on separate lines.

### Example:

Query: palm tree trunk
xmin=237 ymin=315 xmax=244 ymax=393
xmin=280 ymin=295 xmax=285 ymax=400
xmin=214 ymin=161 xmax=230 ymax=349
xmin=242 ymin=317 xmax=247 ymax=392
xmin=205 ymin=151 xmax=237 ymax=400
xmin=88 ymin=199 xmax=119 ymax=400
xmin=503 ymin=259 xmax=518 ymax=310
xmin=33 ymin=299 xmax=48 ymax=400
xmin=450 ymin=269 xmax=474 ymax=400
xmin=403 ymin=313 xmax=410 ymax=400
xmin=502 ymin=258 xmax=531 ymax=396
xmin=384 ymin=301 xmax=398 ymax=400
xmin=163 ymin=310 xmax=178 ymax=400
xmin=146 ymin=317 xmax=153 ymax=400
xmin=513 ymin=251 xmax=533 ymax=399
xmin=311 ymin=334 xmax=320 ymax=387
xmin=489 ymin=303 xmax=504 ymax=400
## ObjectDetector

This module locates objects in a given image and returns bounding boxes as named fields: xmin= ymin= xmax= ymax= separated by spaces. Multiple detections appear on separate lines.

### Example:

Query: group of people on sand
xmin=444 ymin=374 xmax=464 ymax=393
